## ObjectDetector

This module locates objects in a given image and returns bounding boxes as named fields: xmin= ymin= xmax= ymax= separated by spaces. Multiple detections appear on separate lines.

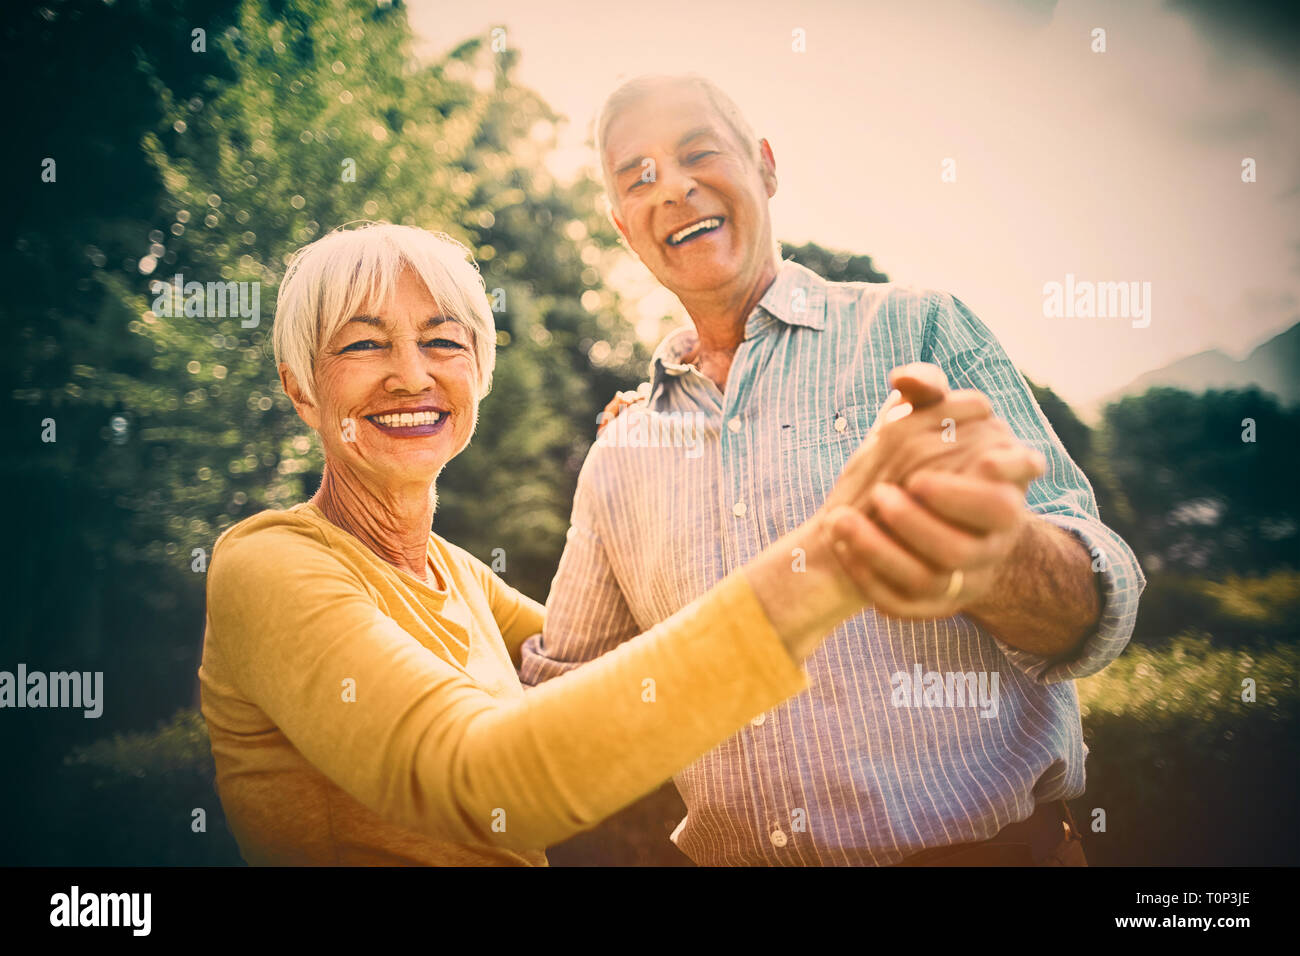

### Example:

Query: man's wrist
xmin=964 ymin=514 xmax=1101 ymax=657
xmin=962 ymin=510 xmax=1036 ymax=621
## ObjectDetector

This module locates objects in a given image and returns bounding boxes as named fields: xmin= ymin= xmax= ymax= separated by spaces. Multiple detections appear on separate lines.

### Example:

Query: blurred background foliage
xmin=1 ymin=0 xmax=1296 ymax=865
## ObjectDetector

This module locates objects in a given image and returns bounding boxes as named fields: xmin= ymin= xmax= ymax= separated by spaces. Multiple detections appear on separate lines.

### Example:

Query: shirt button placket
xmin=727 ymin=415 xmax=745 ymax=520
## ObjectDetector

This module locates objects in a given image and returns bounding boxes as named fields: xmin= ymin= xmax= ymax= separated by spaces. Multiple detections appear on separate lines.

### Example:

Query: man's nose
xmin=657 ymin=163 xmax=698 ymax=205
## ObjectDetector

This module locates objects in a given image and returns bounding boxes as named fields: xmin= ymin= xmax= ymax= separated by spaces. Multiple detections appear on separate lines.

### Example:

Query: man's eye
xmin=686 ymin=150 xmax=716 ymax=163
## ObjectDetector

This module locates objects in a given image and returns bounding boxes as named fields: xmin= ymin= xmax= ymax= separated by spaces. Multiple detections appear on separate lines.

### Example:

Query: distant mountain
xmin=1087 ymin=321 xmax=1300 ymax=419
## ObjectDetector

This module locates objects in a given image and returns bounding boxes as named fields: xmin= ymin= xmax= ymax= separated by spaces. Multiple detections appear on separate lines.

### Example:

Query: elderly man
xmin=519 ymin=74 xmax=1143 ymax=865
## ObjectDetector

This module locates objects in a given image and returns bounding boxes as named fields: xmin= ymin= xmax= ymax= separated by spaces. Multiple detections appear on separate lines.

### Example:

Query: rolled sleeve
xmin=995 ymin=512 xmax=1145 ymax=683
xmin=922 ymin=289 xmax=1147 ymax=684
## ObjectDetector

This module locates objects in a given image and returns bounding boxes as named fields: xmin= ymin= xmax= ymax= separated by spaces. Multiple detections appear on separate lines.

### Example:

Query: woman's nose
xmin=384 ymin=339 xmax=434 ymax=392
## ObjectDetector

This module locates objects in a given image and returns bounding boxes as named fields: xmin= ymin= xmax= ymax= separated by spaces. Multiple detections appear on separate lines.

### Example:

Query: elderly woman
xmin=198 ymin=222 xmax=1027 ymax=866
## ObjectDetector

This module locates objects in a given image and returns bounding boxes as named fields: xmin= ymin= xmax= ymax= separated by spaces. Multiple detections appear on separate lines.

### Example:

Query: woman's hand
xmin=596 ymin=382 xmax=651 ymax=434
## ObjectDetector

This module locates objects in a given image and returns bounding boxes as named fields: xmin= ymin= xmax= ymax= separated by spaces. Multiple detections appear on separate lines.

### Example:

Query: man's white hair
xmin=595 ymin=73 xmax=761 ymax=209
xmin=594 ymin=73 xmax=783 ymax=267
xmin=272 ymin=221 xmax=496 ymax=409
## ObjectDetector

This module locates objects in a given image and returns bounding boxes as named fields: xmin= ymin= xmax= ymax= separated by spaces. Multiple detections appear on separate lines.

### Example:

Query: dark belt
xmin=893 ymin=800 xmax=1080 ymax=866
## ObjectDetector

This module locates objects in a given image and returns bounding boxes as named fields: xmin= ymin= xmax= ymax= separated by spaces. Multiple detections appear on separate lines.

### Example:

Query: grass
xmin=15 ymin=631 xmax=1296 ymax=866
xmin=1070 ymin=632 xmax=1299 ymax=865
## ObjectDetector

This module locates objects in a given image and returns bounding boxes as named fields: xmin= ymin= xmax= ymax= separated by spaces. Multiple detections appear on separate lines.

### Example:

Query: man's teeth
xmin=371 ymin=411 xmax=444 ymax=427
xmin=669 ymin=218 xmax=722 ymax=245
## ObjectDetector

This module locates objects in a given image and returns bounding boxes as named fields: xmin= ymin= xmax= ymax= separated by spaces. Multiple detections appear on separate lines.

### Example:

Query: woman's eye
xmin=424 ymin=338 xmax=466 ymax=350
xmin=340 ymin=339 xmax=380 ymax=352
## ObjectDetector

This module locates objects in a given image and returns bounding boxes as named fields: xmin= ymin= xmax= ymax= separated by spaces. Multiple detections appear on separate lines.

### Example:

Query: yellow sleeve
xmin=463 ymin=552 xmax=546 ymax=670
xmin=207 ymin=526 xmax=809 ymax=852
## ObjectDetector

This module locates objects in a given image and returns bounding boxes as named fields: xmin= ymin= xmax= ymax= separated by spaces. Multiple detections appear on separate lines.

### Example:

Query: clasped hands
xmin=596 ymin=363 xmax=1045 ymax=622
xmin=818 ymin=363 xmax=1045 ymax=619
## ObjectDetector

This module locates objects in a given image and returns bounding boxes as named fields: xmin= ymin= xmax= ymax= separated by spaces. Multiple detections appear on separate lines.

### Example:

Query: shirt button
xmin=728 ymin=417 xmax=742 ymax=433
xmin=733 ymin=501 xmax=747 ymax=517
xmin=769 ymin=828 xmax=788 ymax=848
xmin=834 ymin=415 xmax=847 ymax=433
xmin=751 ymin=712 xmax=766 ymax=727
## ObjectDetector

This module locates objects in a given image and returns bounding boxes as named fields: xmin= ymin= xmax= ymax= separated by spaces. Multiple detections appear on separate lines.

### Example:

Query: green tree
xmin=1 ymin=0 xmax=643 ymax=744
xmin=781 ymin=240 xmax=889 ymax=283
xmin=1025 ymin=378 xmax=1134 ymax=541
xmin=1101 ymin=387 xmax=1299 ymax=573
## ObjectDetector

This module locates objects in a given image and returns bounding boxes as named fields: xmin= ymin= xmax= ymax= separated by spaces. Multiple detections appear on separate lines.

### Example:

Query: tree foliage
xmin=2 ymin=0 xmax=643 ymax=743
xmin=1102 ymin=387 xmax=1298 ymax=573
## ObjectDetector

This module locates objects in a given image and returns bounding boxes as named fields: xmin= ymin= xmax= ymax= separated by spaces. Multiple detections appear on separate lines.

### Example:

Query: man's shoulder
xmin=580 ymin=400 xmax=661 ymax=474
xmin=821 ymin=276 xmax=949 ymax=320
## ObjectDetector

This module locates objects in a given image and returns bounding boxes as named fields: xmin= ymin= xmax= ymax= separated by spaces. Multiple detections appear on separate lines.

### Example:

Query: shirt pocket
xmin=778 ymin=401 xmax=876 ymax=451
xmin=776 ymin=402 xmax=876 ymax=530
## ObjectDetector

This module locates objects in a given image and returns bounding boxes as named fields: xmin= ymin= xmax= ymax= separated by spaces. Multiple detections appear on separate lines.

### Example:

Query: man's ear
xmin=758 ymin=138 xmax=778 ymax=197
xmin=602 ymin=194 xmax=634 ymax=254
xmin=608 ymin=202 xmax=631 ymax=247
xmin=279 ymin=362 xmax=321 ymax=432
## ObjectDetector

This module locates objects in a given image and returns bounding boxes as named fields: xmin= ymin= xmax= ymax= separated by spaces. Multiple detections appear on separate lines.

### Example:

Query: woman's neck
xmin=310 ymin=465 xmax=436 ymax=584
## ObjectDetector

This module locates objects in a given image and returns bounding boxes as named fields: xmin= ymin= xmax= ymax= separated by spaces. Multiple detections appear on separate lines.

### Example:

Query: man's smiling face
xmin=603 ymin=82 xmax=777 ymax=298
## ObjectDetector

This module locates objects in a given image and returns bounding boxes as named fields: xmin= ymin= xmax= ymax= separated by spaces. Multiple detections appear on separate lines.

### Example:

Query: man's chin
xmin=657 ymin=257 xmax=743 ymax=294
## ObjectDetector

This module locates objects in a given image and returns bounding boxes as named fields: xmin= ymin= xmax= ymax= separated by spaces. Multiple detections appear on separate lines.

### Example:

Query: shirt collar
xmin=754 ymin=258 xmax=828 ymax=332
xmin=648 ymin=259 xmax=828 ymax=390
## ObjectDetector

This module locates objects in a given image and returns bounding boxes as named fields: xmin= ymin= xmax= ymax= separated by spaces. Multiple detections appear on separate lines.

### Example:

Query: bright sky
xmin=407 ymin=0 xmax=1300 ymax=410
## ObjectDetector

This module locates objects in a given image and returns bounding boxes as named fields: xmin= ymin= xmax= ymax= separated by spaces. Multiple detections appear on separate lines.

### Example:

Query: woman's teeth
xmin=371 ymin=411 xmax=444 ymax=427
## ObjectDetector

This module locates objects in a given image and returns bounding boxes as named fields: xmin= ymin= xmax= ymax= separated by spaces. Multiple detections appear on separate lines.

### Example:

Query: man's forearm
xmin=963 ymin=515 xmax=1102 ymax=657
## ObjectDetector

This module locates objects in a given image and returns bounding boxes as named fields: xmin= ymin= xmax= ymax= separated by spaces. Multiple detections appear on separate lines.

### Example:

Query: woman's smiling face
xmin=291 ymin=266 xmax=480 ymax=491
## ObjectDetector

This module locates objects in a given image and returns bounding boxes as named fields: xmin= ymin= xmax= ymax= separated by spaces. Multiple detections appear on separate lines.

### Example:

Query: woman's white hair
xmin=273 ymin=221 xmax=497 ymax=408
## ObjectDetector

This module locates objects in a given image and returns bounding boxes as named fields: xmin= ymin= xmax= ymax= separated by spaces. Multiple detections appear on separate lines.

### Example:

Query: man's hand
xmin=821 ymin=450 xmax=1042 ymax=619
xmin=818 ymin=362 xmax=1047 ymax=619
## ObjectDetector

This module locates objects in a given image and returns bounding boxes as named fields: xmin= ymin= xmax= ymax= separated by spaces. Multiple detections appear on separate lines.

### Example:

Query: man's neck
xmin=676 ymin=258 xmax=779 ymax=392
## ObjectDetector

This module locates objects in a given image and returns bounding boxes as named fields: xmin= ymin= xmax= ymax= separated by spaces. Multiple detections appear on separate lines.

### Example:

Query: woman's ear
xmin=279 ymin=362 xmax=321 ymax=432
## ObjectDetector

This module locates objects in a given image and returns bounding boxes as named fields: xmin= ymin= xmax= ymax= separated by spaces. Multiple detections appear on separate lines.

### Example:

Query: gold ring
xmin=943 ymin=569 xmax=964 ymax=601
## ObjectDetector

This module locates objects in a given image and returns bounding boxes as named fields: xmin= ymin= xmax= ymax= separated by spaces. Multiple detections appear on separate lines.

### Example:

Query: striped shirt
xmin=518 ymin=259 xmax=1144 ymax=865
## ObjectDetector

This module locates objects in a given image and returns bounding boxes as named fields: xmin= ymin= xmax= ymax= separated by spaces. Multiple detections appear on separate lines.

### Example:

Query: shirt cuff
xmin=989 ymin=513 xmax=1145 ymax=684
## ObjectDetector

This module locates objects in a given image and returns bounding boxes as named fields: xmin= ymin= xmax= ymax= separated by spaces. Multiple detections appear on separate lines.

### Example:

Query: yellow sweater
xmin=198 ymin=502 xmax=809 ymax=865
